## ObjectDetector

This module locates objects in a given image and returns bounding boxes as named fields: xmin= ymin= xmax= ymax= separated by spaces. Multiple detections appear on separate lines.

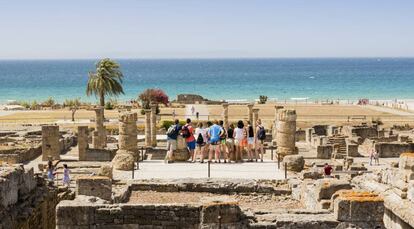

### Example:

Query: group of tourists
xmin=165 ymin=118 xmax=267 ymax=163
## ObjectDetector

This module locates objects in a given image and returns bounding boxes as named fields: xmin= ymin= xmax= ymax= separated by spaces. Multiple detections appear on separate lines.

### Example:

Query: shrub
xmin=42 ymin=97 xmax=55 ymax=107
xmin=138 ymin=88 xmax=169 ymax=114
xmin=259 ymin=95 xmax=268 ymax=104
xmin=105 ymin=101 xmax=114 ymax=110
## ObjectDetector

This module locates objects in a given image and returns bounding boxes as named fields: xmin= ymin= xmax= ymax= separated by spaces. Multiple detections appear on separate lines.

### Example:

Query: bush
xmin=259 ymin=95 xmax=268 ymax=104
xmin=160 ymin=120 xmax=186 ymax=130
xmin=19 ymin=101 xmax=30 ymax=109
xmin=42 ymin=97 xmax=55 ymax=107
xmin=105 ymin=101 xmax=114 ymax=110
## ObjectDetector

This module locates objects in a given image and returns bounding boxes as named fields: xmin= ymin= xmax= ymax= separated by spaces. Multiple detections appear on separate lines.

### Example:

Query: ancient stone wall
xmin=42 ymin=125 xmax=60 ymax=161
xmin=92 ymin=107 xmax=106 ymax=149
xmin=0 ymin=165 xmax=58 ymax=229
xmin=77 ymin=126 xmax=88 ymax=161
xmin=56 ymin=199 xmax=245 ymax=228
xmin=112 ymin=112 xmax=138 ymax=170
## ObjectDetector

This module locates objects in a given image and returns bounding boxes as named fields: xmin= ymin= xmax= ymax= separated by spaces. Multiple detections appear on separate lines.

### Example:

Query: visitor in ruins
xmin=255 ymin=119 xmax=265 ymax=162
xmin=234 ymin=120 xmax=246 ymax=162
xmin=207 ymin=120 xmax=223 ymax=163
xmin=219 ymin=120 xmax=229 ymax=163
xmin=246 ymin=120 xmax=255 ymax=162
xmin=226 ymin=123 xmax=235 ymax=162
xmin=324 ymin=163 xmax=333 ymax=177
xmin=165 ymin=119 xmax=181 ymax=163
xmin=194 ymin=122 xmax=207 ymax=163
xmin=62 ymin=164 xmax=70 ymax=187
xmin=182 ymin=118 xmax=196 ymax=162
xmin=47 ymin=160 xmax=56 ymax=184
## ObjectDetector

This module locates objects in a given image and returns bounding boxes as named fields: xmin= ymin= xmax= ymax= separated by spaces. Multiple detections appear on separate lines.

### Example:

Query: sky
xmin=0 ymin=0 xmax=414 ymax=59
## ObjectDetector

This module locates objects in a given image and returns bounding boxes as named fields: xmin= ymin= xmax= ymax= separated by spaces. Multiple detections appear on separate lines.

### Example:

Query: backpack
xmin=258 ymin=126 xmax=266 ymax=140
xmin=167 ymin=124 xmax=177 ymax=138
xmin=196 ymin=133 xmax=204 ymax=144
xmin=182 ymin=125 xmax=191 ymax=138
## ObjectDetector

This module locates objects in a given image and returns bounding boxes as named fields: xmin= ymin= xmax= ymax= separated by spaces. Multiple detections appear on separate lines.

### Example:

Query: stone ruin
xmin=112 ymin=112 xmax=138 ymax=170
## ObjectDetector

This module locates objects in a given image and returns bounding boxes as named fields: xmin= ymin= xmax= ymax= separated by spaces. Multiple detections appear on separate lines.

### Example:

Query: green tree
xmin=86 ymin=58 xmax=124 ymax=107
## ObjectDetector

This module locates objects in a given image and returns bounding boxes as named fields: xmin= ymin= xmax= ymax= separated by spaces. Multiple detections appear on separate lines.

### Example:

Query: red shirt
xmin=324 ymin=165 xmax=333 ymax=176
xmin=184 ymin=124 xmax=195 ymax=142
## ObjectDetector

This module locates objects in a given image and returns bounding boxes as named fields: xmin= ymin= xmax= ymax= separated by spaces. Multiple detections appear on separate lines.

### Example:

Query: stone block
xmin=98 ymin=164 xmax=113 ymax=179
xmin=315 ymin=179 xmax=352 ymax=200
xmin=42 ymin=125 xmax=60 ymax=161
xmin=316 ymin=145 xmax=333 ymax=159
xmin=333 ymin=190 xmax=384 ymax=222
xmin=76 ymin=176 xmax=112 ymax=201
xmin=399 ymin=153 xmax=414 ymax=171
xmin=282 ymin=155 xmax=304 ymax=172
xmin=376 ymin=142 xmax=413 ymax=158
xmin=347 ymin=144 xmax=359 ymax=157
xmin=112 ymin=150 xmax=135 ymax=171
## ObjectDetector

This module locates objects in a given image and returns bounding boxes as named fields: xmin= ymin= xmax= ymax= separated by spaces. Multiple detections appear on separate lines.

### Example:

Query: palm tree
xmin=86 ymin=58 xmax=124 ymax=107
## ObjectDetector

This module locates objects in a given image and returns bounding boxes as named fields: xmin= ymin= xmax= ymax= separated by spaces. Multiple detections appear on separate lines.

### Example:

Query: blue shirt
xmin=167 ymin=124 xmax=181 ymax=140
xmin=208 ymin=124 xmax=221 ymax=143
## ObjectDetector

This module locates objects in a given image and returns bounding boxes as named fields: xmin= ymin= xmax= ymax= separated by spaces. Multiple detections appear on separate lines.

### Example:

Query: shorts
xmin=186 ymin=140 xmax=196 ymax=150
xmin=248 ymin=137 xmax=254 ymax=145
xmin=166 ymin=139 xmax=177 ymax=151
xmin=226 ymin=138 xmax=234 ymax=147
xmin=235 ymin=139 xmax=247 ymax=147
xmin=221 ymin=139 xmax=226 ymax=145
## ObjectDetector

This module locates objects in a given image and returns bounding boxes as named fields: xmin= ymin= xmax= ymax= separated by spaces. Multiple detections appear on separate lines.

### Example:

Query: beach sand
xmin=0 ymin=102 xmax=413 ymax=129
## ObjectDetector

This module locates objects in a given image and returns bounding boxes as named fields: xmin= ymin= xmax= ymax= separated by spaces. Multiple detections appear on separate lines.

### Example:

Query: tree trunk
xmin=99 ymin=94 xmax=105 ymax=107
xmin=71 ymin=109 xmax=76 ymax=122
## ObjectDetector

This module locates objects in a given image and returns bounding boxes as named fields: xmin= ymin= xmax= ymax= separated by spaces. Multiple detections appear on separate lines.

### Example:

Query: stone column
xmin=247 ymin=103 xmax=254 ymax=124
xmin=276 ymin=109 xmax=297 ymax=158
xmin=272 ymin=106 xmax=284 ymax=144
xmin=150 ymin=104 xmax=157 ymax=147
xmin=42 ymin=125 xmax=60 ymax=161
xmin=222 ymin=103 xmax=229 ymax=129
xmin=92 ymin=107 xmax=106 ymax=149
xmin=252 ymin=108 xmax=259 ymax=136
xmin=112 ymin=112 xmax=138 ymax=170
xmin=77 ymin=126 xmax=89 ymax=161
xmin=144 ymin=109 xmax=152 ymax=147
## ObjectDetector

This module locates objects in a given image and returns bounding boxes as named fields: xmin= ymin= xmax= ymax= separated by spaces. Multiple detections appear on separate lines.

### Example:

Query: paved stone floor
xmin=113 ymin=160 xmax=285 ymax=180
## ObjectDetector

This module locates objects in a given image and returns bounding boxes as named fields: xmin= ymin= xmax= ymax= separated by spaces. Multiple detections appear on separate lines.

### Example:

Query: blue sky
xmin=1 ymin=0 xmax=413 ymax=59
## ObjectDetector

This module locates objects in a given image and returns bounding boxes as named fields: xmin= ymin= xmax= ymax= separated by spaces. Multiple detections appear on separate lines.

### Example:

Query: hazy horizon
xmin=1 ymin=1 xmax=414 ymax=59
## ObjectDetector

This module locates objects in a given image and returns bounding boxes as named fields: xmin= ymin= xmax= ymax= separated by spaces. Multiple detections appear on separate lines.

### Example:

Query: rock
xmin=111 ymin=150 xmax=135 ymax=170
xmin=333 ymin=190 xmax=384 ymax=223
xmin=282 ymin=155 xmax=304 ymax=172
xmin=399 ymin=153 xmax=414 ymax=171
xmin=315 ymin=178 xmax=352 ymax=200
xmin=98 ymin=164 xmax=113 ymax=179
xmin=76 ymin=176 xmax=112 ymax=201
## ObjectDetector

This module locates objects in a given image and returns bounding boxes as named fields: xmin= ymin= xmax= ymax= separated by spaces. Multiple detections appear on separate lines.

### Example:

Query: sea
xmin=0 ymin=58 xmax=413 ymax=104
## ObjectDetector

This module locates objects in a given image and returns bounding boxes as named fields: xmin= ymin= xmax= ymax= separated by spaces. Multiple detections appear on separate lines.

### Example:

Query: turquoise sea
xmin=0 ymin=58 xmax=413 ymax=104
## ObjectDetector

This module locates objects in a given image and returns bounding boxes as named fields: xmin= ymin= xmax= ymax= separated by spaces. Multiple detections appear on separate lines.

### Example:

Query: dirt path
xmin=185 ymin=104 xmax=209 ymax=120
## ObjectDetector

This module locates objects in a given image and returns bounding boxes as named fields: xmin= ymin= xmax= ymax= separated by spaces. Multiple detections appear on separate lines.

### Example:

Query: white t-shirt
xmin=234 ymin=128 xmax=244 ymax=141
xmin=194 ymin=127 xmax=207 ymax=143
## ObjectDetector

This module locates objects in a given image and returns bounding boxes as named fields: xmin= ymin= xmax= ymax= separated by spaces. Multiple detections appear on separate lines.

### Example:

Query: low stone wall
xmin=0 ymin=144 xmax=42 ymax=164
xmin=56 ymin=198 xmax=245 ymax=228
xmin=375 ymin=142 xmax=414 ymax=157
xmin=81 ymin=148 xmax=116 ymax=161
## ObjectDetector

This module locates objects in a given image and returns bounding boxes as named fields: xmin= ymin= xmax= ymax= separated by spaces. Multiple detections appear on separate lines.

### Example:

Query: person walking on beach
xmin=207 ymin=120 xmax=223 ymax=163
xmin=255 ymin=119 xmax=265 ymax=162
xmin=226 ymin=123 xmax=235 ymax=162
xmin=191 ymin=106 xmax=195 ymax=116
xmin=246 ymin=120 xmax=255 ymax=162
xmin=62 ymin=164 xmax=70 ymax=187
xmin=182 ymin=118 xmax=196 ymax=162
xmin=165 ymin=119 xmax=181 ymax=163
xmin=234 ymin=120 xmax=245 ymax=162
xmin=194 ymin=122 xmax=207 ymax=163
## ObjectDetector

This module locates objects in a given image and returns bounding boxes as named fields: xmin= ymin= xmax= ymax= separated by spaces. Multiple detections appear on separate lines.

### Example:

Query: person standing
xmin=255 ymin=119 xmax=265 ymax=162
xmin=62 ymin=164 xmax=71 ymax=187
xmin=194 ymin=122 xmax=207 ymax=163
xmin=234 ymin=120 xmax=245 ymax=162
xmin=208 ymin=120 xmax=223 ymax=163
xmin=219 ymin=120 xmax=229 ymax=163
xmin=226 ymin=123 xmax=235 ymax=162
xmin=182 ymin=118 xmax=196 ymax=162
xmin=165 ymin=119 xmax=181 ymax=163
xmin=191 ymin=106 xmax=195 ymax=116
xmin=246 ymin=120 xmax=255 ymax=162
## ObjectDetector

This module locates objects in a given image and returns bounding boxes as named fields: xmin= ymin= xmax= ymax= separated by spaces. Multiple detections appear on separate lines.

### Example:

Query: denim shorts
xmin=187 ymin=140 xmax=196 ymax=150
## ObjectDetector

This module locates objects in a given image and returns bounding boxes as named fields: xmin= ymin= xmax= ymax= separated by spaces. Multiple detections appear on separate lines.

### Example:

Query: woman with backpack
xmin=194 ymin=122 xmax=207 ymax=163
xmin=255 ymin=119 xmax=265 ymax=162
xmin=182 ymin=118 xmax=196 ymax=162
